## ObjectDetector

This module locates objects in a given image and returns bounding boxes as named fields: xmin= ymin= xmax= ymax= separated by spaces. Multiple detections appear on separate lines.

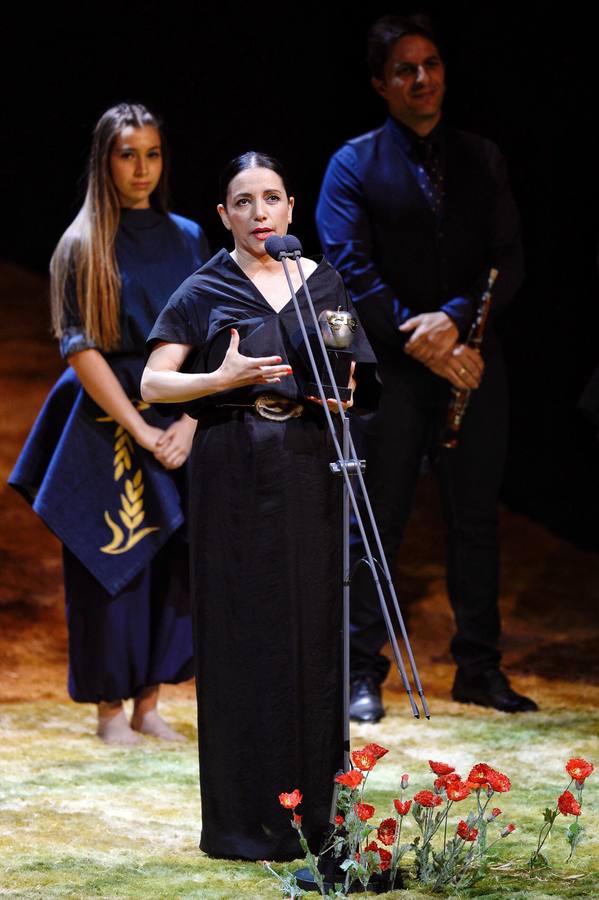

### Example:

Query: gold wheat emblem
xmin=100 ymin=469 xmax=159 ymax=554
xmin=96 ymin=403 xmax=160 ymax=555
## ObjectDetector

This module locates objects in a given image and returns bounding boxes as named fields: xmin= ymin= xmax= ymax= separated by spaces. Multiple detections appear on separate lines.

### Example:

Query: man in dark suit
xmin=316 ymin=14 xmax=537 ymax=719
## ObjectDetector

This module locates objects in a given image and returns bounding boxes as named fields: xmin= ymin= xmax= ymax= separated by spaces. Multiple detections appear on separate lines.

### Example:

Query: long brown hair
xmin=50 ymin=103 xmax=170 ymax=351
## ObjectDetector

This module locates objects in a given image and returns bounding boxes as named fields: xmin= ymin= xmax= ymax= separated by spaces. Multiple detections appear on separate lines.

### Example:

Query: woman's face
xmin=217 ymin=166 xmax=294 ymax=257
xmin=109 ymin=125 xmax=163 ymax=209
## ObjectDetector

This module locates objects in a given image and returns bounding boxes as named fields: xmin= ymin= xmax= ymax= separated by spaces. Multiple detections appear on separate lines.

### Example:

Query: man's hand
xmin=428 ymin=344 xmax=484 ymax=390
xmin=399 ymin=311 xmax=458 ymax=364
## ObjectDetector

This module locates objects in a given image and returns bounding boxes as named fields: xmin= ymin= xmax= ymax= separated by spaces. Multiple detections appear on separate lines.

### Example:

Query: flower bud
xmin=501 ymin=823 xmax=516 ymax=837
xmin=401 ymin=773 xmax=409 ymax=790
xmin=486 ymin=785 xmax=494 ymax=798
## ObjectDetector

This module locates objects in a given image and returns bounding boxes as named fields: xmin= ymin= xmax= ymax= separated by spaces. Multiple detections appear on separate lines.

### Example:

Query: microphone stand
xmin=266 ymin=235 xmax=428 ymax=892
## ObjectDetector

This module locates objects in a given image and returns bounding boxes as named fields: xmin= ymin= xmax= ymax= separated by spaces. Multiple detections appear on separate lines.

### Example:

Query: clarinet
xmin=439 ymin=268 xmax=498 ymax=450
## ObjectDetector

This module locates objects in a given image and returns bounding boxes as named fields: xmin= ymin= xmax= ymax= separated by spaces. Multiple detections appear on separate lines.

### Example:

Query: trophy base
xmin=306 ymin=348 xmax=353 ymax=403
xmin=306 ymin=383 xmax=353 ymax=402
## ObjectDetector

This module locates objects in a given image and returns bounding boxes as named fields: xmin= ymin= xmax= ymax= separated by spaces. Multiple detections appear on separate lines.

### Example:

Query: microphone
xmin=283 ymin=234 xmax=302 ymax=258
xmin=264 ymin=234 xmax=303 ymax=261
xmin=264 ymin=235 xmax=287 ymax=261
xmin=264 ymin=230 xmax=429 ymax=721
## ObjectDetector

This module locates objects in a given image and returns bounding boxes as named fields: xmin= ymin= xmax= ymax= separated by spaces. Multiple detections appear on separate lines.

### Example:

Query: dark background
xmin=3 ymin=4 xmax=599 ymax=549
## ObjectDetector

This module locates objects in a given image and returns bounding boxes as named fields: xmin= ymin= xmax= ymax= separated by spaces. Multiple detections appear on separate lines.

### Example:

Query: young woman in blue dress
xmin=10 ymin=104 xmax=210 ymax=745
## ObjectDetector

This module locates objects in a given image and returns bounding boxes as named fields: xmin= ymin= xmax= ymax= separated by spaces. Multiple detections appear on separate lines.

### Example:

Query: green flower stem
xmin=432 ymin=838 xmax=463 ymax=891
xmin=566 ymin=781 xmax=584 ymax=863
xmin=443 ymin=801 xmax=449 ymax=853
xmin=344 ymin=813 xmax=361 ymax=895
xmin=476 ymin=795 xmax=491 ymax=852
xmin=262 ymin=861 xmax=285 ymax=885
xmin=529 ymin=780 xmax=578 ymax=869
xmin=359 ymin=771 xmax=369 ymax=803
xmin=296 ymin=826 xmax=325 ymax=897
xmin=389 ymin=812 xmax=403 ymax=890
xmin=420 ymin=801 xmax=451 ymax=852
xmin=529 ymin=777 xmax=577 ymax=868
xmin=485 ymin=834 xmax=508 ymax=853
xmin=529 ymin=817 xmax=557 ymax=869
xmin=575 ymin=779 xmax=584 ymax=813
xmin=452 ymin=842 xmax=479 ymax=887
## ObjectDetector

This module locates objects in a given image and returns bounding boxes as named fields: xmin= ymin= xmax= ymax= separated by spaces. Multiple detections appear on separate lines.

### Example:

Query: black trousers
xmin=349 ymin=348 xmax=509 ymax=683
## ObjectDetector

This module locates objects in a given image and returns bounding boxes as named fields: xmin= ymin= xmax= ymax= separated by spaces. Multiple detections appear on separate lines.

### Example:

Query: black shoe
xmin=349 ymin=676 xmax=385 ymax=723
xmin=452 ymin=668 xmax=538 ymax=713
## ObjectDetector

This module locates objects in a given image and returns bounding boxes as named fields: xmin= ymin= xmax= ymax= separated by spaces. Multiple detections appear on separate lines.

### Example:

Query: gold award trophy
xmin=306 ymin=307 xmax=358 ymax=402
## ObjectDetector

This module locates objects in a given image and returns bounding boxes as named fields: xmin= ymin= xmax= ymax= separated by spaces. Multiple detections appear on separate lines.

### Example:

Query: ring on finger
xmin=458 ymin=366 xmax=467 ymax=376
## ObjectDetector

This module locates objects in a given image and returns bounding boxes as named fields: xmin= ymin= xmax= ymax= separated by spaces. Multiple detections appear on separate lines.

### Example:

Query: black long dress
xmin=148 ymin=249 xmax=374 ymax=860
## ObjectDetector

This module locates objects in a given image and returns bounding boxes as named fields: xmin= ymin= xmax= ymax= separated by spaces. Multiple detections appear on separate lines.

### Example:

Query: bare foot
xmin=97 ymin=709 xmax=143 ymax=746
xmin=131 ymin=709 xmax=186 ymax=742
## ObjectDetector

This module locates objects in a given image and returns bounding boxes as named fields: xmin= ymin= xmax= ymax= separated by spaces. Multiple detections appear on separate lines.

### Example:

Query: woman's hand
xmin=153 ymin=415 xmax=197 ymax=470
xmin=214 ymin=328 xmax=293 ymax=391
xmin=131 ymin=421 xmax=168 ymax=453
xmin=307 ymin=362 xmax=356 ymax=413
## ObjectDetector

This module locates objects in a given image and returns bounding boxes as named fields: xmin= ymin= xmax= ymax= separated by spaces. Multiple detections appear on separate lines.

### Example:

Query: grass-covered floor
xmin=1 ymin=696 xmax=597 ymax=899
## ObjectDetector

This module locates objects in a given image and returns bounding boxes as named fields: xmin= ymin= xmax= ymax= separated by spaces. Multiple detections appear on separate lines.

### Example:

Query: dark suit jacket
xmin=316 ymin=118 xmax=524 ymax=375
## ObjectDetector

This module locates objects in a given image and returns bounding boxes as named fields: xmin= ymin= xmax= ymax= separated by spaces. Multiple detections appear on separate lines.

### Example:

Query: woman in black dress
xmin=143 ymin=152 xmax=369 ymax=860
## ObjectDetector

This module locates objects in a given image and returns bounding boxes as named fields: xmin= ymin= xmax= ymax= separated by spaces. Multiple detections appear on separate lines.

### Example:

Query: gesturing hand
xmin=399 ymin=312 xmax=459 ymax=365
xmin=214 ymin=328 xmax=293 ymax=391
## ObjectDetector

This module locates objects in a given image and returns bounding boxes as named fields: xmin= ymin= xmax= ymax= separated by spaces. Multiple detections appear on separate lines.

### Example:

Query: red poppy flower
xmin=456 ymin=820 xmax=478 ymax=842
xmin=501 ymin=823 xmax=516 ymax=836
xmin=377 ymin=818 xmax=397 ymax=846
xmin=278 ymin=789 xmax=302 ymax=809
xmin=466 ymin=780 xmax=489 ymax=792
xmin=467 ymin=763 xmax=491 ymax=786
xmin=354 ymin=802 xmax=376 ymax=821
xmin=491 ymin=807 xmax=502 ymax=818
xmin=486 ymin=769 xmax=511 ymax=793
xmin=446 ymin=780 xmax=471 ymax=802
xmin=334 ymin=815 xmax=344 ymax=826
xmin=364 ymin=842 xmax=392 ymax=871
xmin=351 ymin=749 xmax=377 ymax=771
xmin=335 ymin=770 xmax=363 ymax=789
xmin=566 ymin=758 xmax=594 ymax=783
xmin=293 ymin=814 xmax=302 ymax=825
xmin=363 ymin=742 xmax=389 ymax=760
xmin=558 ymin=790 xmax=582 ymax=817
xmin=434 ymin=772 xmax=461 ymax=790
xmin=393 ymin=798 xmax=412 ymax=816
xmin=413 ymin=790 xmax=443 ymax=808
xmin=456 ymin=820 xmax=468 ymax=839
xmin=401 ymin=773 xmax=410 ymax=789
xmin=429 ymin=760 xmax=455 ymax=776
xmin=379 ymin=847 xmax=392 ymax=871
